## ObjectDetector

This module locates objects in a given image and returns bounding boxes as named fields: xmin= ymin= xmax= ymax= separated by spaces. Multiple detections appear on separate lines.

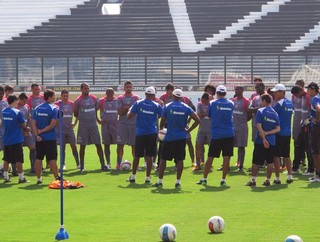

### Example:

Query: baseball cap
xmin=145 ymin=86 xmax=156 ymax=95
xmin=172 ymin=89 xmax=183 ymax=98
xmin=216 ymin=85 xmax=227 ymax=93
xmin=271 ymin=83 xmax=286 ymax=92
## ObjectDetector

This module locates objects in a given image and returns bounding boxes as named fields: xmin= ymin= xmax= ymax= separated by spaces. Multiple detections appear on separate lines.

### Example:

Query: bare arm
xmin=38 ymin=119 xmax=58 ymax=135
xmin=186 ymin=112 xmax=200 ymax=133
xmin=159 ymin=116 xmax=166 ymax=130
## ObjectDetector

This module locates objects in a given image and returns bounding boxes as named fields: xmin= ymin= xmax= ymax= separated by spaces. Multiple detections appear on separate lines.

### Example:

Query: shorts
xmin=135 ymin=134 xmax=157 ymax=157
xmin=208 ymin=137 xmax=234 ymax=158
xmin=311 ymin=125 xmax=320 ymax=154
xmin=252 ymin=143 xmax=276 ymax=165
xmin=36 ymin=140 xmax=57 ymax=161
xmin=23 ymin=132 xmax=35 ymax=147
xmin=161 ymin=139 xmax=186 ymax=161
xmin=101 ymin=121 xmax=118 ymax=145
xmin=3 ymin=143 xmax=24 ymax=164
xmin=57 ymin=128 xmax=76 ymax=145
xmin=196 ymin=131 xmax=211 ymax=145
xmin=234 ymin=123 xmax=248 ymax=147
xmin=77 ymin=122 xmax=101 ymax=145
xmin=275 ymin=135 xmax=291 ymax=158
xmin=117 ymin=123 xmax=136 ymax=146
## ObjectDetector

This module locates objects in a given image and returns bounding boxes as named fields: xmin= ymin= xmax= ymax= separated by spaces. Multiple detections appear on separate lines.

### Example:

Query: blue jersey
xmin=273 ymin=98 xmax=293 ymax=136
xmin=2 ymin=107 xmax=25 ymax=146
xmin=130 ymin=99 xmax=162 ymax=136
xmin=162 ymin=100 xmax=194 ymax=141
xmin=311 ymin=94 xmax=320 ymax=126
xmin=32 ymin=102 xmax=58 ymax=141
xmin=255 ymin=106 xmax=280 ymax=146
xmin=208 ymin=98 xmax=234 ymax=139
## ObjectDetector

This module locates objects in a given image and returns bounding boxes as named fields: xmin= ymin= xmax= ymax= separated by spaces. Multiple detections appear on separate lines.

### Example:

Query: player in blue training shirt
xmin=2 ymin=95 xmax=30 ymax=183
xmin=271 ymin=84 xmax=294 ymax=184
xmin=197 ymin=85 xmax=234 ymax=186
xmin=31 ymin=89 xmax=59 ymax=184
xmin=126 ymin=87 xmax=163 ymax=183
xmin=153 ymin=89 xmax=200 ymax=188
xmin=246 ymin=94 xmax=280 ymax=187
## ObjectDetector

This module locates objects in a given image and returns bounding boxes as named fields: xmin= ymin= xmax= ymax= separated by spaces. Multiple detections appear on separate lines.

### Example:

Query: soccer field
xmin=1 ymin=128 xmax=319 ymax=242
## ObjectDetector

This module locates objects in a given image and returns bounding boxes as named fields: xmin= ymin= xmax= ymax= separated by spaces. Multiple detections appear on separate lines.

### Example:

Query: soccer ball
xmin=158 ymin=128 xmax=167 ymax=141
xmin=120 ymin=161 xmax=131 ymax=171
xmin=159 ymin=224 xmax=177 ymax=242
xmin=285 ymin=235 xmax=303 ymax=242
xmin=208 ymin=216 xmax=225 ymax=233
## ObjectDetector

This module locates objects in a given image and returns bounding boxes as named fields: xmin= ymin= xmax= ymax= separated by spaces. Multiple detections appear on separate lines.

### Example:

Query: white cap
xmin=271 ymin=83 xmax=286 ymax=92
xmin=145 ymin=86 xmax=156 ymax=95
xmin=216 ymin=85 xmax=227 ymax=93
xmin=173 ymin=89 xmax=183 ymax=98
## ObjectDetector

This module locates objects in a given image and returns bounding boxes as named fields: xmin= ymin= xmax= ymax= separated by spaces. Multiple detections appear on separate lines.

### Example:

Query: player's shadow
xmin=248 ymin=184 xmax=288 ymax=192
xmin=18 ymin=183 xmax=47 ymax=190
xmin=301 ymin=182 xmax=320 ymax=189
xmin=118 ymin=182 xmax=152 ymax=189
xmin=150 ymin=187 xmax=191 ymax=195
xmin=0 ymin=182 xmax=18 ymax=189
xmin=198 ymin=185 xmax=231 ymax=192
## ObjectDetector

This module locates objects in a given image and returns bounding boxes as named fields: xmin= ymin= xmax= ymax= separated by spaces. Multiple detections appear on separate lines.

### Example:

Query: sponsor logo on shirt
xmin=3 ymin=117 xmax=13 ymax=120
xmin=217 ymin=105 xmax=232 ymax=111
xmin=264 ymin=117 xmax=276 ymax=123
xmin=37 ymin=112 xmax=48 ymax=117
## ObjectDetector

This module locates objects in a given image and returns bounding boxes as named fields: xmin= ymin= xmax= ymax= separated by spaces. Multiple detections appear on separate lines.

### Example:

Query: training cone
xmin=55 ymin=227 xmax=69 ymax=240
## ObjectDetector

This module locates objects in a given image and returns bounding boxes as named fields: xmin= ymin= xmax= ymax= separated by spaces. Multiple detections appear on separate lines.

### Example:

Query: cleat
xmin=106 ymin=163 xmax=111 ymax=169
xmin=220 ymin=180 xmax=227 ymax=186
xmin=126 ymin=177 xmax=135 ymax=183
xmin=101 ymin=165 xmax=110 ymax=171
xmin=18 ymin=178 xmax=29 ymax=183
xmin=63 ymin=165 xmax=66 ymax=170
xmin=273 ymin=180 xmax=281 ymax=185
xmin=137 ymin=166 xmax=142 ymax=171
xmin=3 ymin=177 xmax=11 ymax=183
xmin=303 ymin=171 xmax=314 ymax=176
xmin=76 ymin=165 xmax=81 ymax=169
xmin=245 ymin=180 xmax=256 ymax=186
xmin=36 ymin=178 xmax=43 ymax=184
xmin=145 ymin=179 xmax=151 ymax=184
xmin=217 ymin=167 xmax=223 ymax=171
xmin=151 ymin=182 xmax=162 ymax=188
xmin=262 ymin=180 xmax=270 ymax=186
xmin=237 ymin=168 xmax=244 ymax=172
xmin=286 ymin=179 xmax=293 ymax=184
xmin=115 ymin=164 xmax=121 ymax=170
xmin=175 ymin=183 xmax=181 ymax=188
xmin=309 ymin=177 xmax=320 ymax=182
xmin=192 ymin=165 xmax=201 ymax=171
xmin=196 ymin=179 xmax=207 ymax=185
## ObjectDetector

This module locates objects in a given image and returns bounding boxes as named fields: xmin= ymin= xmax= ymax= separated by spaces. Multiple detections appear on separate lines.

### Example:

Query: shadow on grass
xmin=301 ymin=182 xmax=320 ymax=189
xmin=0 ymin=182 xmax=18 ymax=189
xmin=150 ymin=187 xmax=192 ymax=194
xmin=17 ymin=183 xmax=47 ymax=190
xmin=118 ymin=182 xmax=152 ymax=189
xmin=247 ymin=184 xmax=288 ymax=192
xmin=198 ymin=184 xmax=231 ymax=192
xmin=66 ymin=169 xmax=110 ymax=177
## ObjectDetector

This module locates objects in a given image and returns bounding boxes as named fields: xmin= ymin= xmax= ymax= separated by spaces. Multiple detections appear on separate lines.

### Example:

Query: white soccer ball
xmin=285 ymin=235 xmax=303 ymax=242
xmin=208 ymin=216 xmax=225 ymax=233
xmin=159 ymin=223 xmax=177 ymax=242
xmin=158 ymin=128 xmax=167 ymax=141
xmin=120 ymin=161 xmax=131 ymax=171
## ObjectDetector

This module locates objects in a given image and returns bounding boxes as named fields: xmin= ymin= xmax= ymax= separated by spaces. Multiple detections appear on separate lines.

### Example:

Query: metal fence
xmin=0 ymin=55 xmax=320 ymax=90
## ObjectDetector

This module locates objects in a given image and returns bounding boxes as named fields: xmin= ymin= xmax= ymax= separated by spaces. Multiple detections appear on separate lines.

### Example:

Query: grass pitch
xmin=1 ymin=129 xmax=320 ymax=242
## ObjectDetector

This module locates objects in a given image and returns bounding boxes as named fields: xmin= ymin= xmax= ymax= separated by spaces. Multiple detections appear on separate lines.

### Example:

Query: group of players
xmin=1 ymin=77 xmax=320 ymax=187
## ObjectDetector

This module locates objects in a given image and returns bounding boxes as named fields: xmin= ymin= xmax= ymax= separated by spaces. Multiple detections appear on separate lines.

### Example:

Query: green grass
xmin=1 ymin=129 xmax=320 ymax=242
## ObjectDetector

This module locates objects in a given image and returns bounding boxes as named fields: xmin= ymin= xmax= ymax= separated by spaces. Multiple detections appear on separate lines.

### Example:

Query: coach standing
xmin=197 ymin=85 xmax=234 ymax=186
xmin=126 ymin=87 xmax=162 ymax=183
xmin=32 ymin=89 xmax=59 ymax=184
xmin=153 ymin=89 xmax=200 ymax=188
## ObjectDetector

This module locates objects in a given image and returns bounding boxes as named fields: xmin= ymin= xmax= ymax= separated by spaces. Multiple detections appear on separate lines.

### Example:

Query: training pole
xmin=55 ymin=101 xmax=69 ymax=240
